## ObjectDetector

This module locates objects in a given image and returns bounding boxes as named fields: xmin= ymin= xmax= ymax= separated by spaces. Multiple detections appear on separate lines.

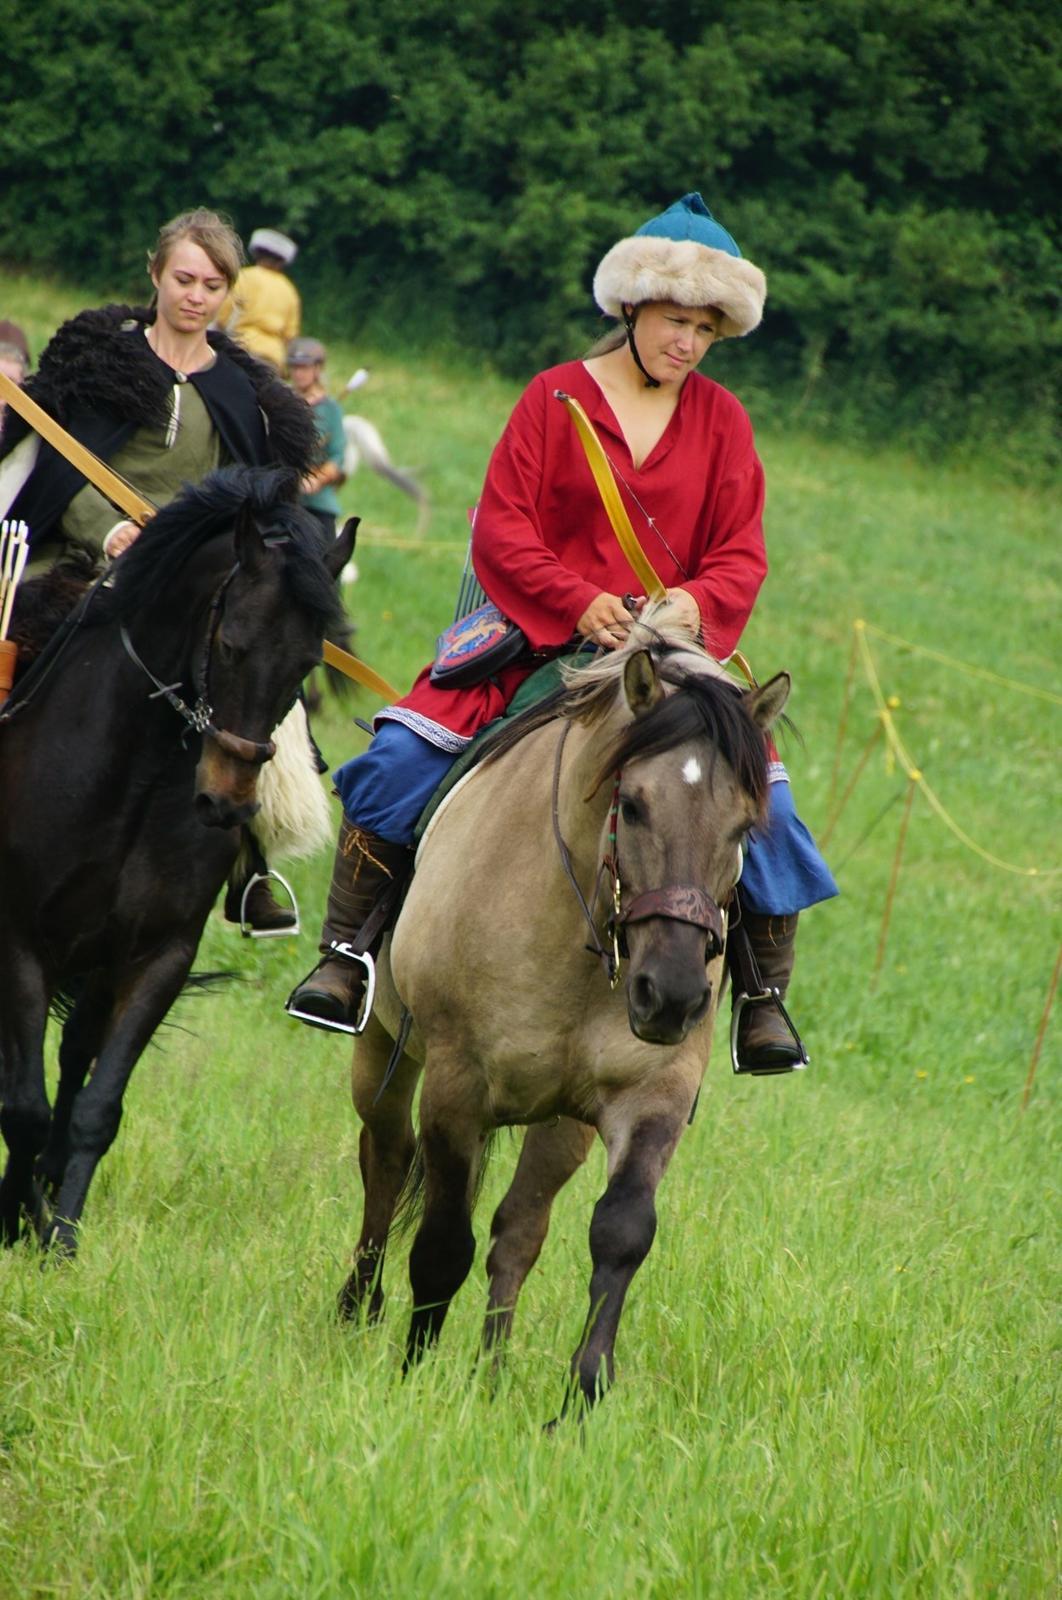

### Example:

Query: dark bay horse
xmin=0 ymin=466 xmax=354 ymax=1252
xmin=336 ymin=613 xmax=789 ymax=1413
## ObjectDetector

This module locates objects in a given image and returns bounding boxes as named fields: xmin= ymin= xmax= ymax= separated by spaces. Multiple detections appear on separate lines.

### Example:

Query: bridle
xmin=120 ymin=561 xmax=276 ymax=766
xmin=550 ymin=719 xmax=727 ymax=989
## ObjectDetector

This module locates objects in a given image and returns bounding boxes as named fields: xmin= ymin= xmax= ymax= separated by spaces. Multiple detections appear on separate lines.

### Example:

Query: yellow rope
xmin=860 ymin=619 xmax=1062 ymax=706
xmin=854 ymin=621 xmax=1059 ymax=878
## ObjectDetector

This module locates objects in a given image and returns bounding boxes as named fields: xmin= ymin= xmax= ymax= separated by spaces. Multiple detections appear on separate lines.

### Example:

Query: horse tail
xmin=47 ymin=970 xmax=236 ymax=1034
xmin=392 ymin=1138 xmax=426 ymax=1240
xmin=391 ymin=1129 xmax=500 ymax=1241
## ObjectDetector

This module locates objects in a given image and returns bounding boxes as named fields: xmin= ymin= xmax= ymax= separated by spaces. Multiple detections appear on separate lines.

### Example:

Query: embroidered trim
xmin=767 ymin=761 xmax=789 ymax=785
xmin=375 ymin=707 xmax=473 ymax=754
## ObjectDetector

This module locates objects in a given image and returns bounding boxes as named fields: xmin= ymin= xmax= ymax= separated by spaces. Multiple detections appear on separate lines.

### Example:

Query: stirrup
xmin=284 ymin=941 xmax=377 ymax=1036
xmin=730 ymin=987 xmax=809 ymax=1076
xmin=236 ymin=869 xmax=300 ymax=939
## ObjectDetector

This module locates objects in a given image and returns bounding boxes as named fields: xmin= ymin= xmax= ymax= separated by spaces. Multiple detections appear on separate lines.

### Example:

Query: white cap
xmin=249 ymin=228 xmax=297 ymax=265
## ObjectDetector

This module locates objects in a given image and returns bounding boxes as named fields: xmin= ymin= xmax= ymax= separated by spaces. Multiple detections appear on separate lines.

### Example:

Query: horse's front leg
xmin=483 ymin=1117 xmax=595 ymax=1365
xmin=0 ymin=952 xmax=52 ymax=1246
xmin=337 ymin=1016 xmax=420 ymax=1323
xmin=404 ymin=1073 xmax=488 ymax=1370
xmin=45 ymin=944 xmax=195 ymax=1255
xmin=34 ymin=980 xmax=114 ymax=1223
xmin=563 ymin=1104 xmax=688 ymax=1415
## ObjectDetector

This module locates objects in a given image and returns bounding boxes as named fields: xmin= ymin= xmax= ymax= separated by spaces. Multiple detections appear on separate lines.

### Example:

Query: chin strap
xmin=622 ymin=310 xmax=660 ymax=389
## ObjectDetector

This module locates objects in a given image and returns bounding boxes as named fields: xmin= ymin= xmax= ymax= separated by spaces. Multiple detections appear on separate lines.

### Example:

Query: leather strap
xmin=622 ymin=885 xmax=725 ymax=958
xmin=725 ymin=911 xmax=767 ymax=998
xmin=554 ymin=391 xmax=667 ymax=602
xmin=0 ymin=370 xmax=398 ymax=701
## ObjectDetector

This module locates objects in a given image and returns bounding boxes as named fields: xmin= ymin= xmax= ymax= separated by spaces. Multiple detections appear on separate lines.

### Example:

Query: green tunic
xmin=61 ymin=380 xmax=227 ymax=557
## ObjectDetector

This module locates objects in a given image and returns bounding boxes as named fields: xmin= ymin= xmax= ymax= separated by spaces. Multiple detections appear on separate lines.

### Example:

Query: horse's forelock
xmin=590 ymin=663 xmax=770 ymax=815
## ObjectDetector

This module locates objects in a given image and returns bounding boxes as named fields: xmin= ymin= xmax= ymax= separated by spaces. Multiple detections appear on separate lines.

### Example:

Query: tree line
xmin=2 ymin=0 xmax=1058 ymax=463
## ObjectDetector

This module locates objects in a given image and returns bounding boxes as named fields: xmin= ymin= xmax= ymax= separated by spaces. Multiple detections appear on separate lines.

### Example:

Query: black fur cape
xmin=0 ymin=305 xmax=318 ymax=548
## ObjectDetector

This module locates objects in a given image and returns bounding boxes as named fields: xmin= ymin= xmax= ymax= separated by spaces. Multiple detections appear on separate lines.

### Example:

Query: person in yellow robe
xmin=216 ymin=227 xmax=301 ymax=372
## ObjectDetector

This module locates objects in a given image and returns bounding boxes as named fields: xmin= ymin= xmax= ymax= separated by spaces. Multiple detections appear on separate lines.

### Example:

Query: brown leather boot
xmin=732 ymin=911 xmax=807 ymax=1072
xmin=224 ymin=828 xmax=298 ymax=935
xmin=224 ymin=872 xmax=298 ymax=934
xmin=285 ymin=821 xmax=413 ymax=1034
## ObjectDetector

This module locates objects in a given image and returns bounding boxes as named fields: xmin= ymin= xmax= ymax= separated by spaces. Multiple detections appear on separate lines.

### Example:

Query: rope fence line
xmin=860 ymin=620 xmax=1062 ymax=707
xmin=828 ymin=618 xmax=1059 ymax=1105
xmin=838 ymin=619 xmax=1059 ymax=879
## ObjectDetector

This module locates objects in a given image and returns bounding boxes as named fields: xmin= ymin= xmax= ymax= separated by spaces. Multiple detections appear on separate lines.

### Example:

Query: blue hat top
xmin=635 ymin=192 xmax=742 ymax=260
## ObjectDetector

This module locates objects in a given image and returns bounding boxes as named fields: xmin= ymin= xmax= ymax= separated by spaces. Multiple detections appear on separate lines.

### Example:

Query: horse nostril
xmin=686 ymin=984 xmax=711 ymax=1029
xmin=630 ymin=972 xmax=659 ymax=1018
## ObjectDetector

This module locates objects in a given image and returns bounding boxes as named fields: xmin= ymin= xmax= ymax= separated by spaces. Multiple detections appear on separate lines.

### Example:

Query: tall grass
xmin=0 ymin=272 xmax=1058 ymax=1598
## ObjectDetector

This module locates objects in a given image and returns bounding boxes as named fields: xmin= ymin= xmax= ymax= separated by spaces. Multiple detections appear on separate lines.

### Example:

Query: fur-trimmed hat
xmin=249 ymin=227 xmax=298 ymax=265
xmin=593 ymin=193 xmax=766 ymax=338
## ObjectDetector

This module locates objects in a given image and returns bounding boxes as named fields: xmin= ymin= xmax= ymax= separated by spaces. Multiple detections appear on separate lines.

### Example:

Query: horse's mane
xmin=90 ymin=465 xmax=344 ymax=632
xmin=482 ymin=604 xmax=772 ymax=814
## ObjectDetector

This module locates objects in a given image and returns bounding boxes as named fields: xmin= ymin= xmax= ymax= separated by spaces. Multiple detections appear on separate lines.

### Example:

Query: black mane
xmin=91 ymin=465 xmax=344 ymax=632
xmin=482 ymin=637 xmax=771 ymax=816
xmin=593 ymin=664 xmax=769 ymax=813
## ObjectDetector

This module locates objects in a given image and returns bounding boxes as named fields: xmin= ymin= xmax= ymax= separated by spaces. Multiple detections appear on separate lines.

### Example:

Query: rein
xmin=120 ymin=563 xmax=276 ymax=765
xmin=550 ymin=719 xmax=727 ymax=990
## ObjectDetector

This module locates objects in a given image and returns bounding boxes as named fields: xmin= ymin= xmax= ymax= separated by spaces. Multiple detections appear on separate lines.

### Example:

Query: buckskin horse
xmin=0 ymin=465 xmax=354 ymax=1253
xmin=335 ymin=610 xmax=789 ymax=1414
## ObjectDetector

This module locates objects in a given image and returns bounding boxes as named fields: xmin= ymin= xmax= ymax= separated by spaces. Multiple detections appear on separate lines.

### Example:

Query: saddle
xmin=413 ymin=651 xmax=584 ymax=844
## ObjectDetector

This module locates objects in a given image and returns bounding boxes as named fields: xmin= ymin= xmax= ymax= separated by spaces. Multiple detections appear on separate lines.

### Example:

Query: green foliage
xmin=1 ymin=0 xmax=1059 ymax=463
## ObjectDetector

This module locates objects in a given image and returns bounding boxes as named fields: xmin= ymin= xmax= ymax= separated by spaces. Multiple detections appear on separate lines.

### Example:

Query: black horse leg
xmin=404 ymin=1110 xmax=484 ymax=1370
xmin=483 ymin=1118 xmax=595 ymax=1362
xmin=337 ymin=1019 xmax=420 ymax=1323
xmin=35 ymin=980 xmax=114 ymax=1209
xmin=563 ymin=1111 xmax=685 ymax=1414
xmin=0 ymin=954 xmax=52 ymax=1245
xmin=45 ymin=945 xmax=194 ymax=1255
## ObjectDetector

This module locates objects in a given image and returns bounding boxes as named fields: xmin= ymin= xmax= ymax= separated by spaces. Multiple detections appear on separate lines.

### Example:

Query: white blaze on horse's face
xmin=681 ymin=756 xmax=702 ymax=786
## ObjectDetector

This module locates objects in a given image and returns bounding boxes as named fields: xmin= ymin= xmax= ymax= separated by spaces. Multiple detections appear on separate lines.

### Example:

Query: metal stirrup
xmin=729 ymin=986 xmax=809 ymax=1076
xmin=237 ymin=870 xmax=300 ymax=939
xmin=284 ymin=942 xmax=377 ymax=1036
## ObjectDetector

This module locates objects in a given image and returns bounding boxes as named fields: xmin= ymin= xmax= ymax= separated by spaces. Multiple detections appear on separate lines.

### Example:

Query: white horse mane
xmin=559 ymin=599 xmax=741 ymax=699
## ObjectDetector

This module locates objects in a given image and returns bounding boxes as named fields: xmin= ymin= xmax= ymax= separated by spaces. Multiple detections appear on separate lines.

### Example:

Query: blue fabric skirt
xmin=333 ymin=722 xmax=838 ymax=916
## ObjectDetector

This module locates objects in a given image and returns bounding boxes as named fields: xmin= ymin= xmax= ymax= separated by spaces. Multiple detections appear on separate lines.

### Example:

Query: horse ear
xmin=623 ymin=649 xmax=663 ymax=718
xmin=324 ymin=517 xmax=360 ymax=580
xmin=234 ymin=502 xmax=267 ymax=575
xmin=744 ymin=671 xmax=791 ymax=730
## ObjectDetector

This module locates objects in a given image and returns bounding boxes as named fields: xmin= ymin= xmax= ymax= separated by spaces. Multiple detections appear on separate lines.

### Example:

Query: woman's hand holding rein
xmin=576 ymin=586 xmax=700 ymax=649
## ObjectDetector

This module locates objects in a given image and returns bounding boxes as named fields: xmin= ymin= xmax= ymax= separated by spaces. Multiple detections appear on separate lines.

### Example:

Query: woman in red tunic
xmin=288 ymin=194 xmax=836 ymax=1063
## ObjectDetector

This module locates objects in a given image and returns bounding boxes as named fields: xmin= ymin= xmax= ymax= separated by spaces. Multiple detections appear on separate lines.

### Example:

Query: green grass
xmin=1 ymin=271 xmax=1059 ymax=1598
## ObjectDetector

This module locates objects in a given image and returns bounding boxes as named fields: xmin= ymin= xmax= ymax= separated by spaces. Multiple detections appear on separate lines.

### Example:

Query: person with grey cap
xmin=287 ymin=336 xmax=346 ymax=538
xmin=288 ymin=193 xmax=836 ymax=1072
xmin=216 ymin=226 xmax=301 ymax=373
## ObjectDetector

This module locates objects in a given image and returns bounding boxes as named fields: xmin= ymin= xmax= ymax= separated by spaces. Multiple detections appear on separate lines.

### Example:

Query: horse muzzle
xmin=627 ymin=964 xmax=712 ymax=1045
xmin=193 ymin=730 xmax=273 ymax=828
xmin=621 ymin=886 xmax=725 ymax=1046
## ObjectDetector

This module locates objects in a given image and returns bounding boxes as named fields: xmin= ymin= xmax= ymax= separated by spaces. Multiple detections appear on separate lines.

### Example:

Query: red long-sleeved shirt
xmin=474 ymin=360 xmax=766 ymax=657
xmin=382 ymin=359 xmax=767 ymax=744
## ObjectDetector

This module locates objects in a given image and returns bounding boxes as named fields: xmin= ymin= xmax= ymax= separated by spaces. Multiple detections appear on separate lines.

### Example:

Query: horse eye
xmin=621 ymin=799 xmax=641 ymax=826
xmin=216 ymin=635 xmax=246 ymax=667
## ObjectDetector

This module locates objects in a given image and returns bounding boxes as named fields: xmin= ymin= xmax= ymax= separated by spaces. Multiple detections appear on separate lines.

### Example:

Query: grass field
xmin=1 ymin=271 xmax=1059 ymax=1598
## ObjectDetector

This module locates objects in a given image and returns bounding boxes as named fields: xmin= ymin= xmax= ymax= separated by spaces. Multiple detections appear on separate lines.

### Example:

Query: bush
xmin=2 ymin=0 xmax=1057 ymax=465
